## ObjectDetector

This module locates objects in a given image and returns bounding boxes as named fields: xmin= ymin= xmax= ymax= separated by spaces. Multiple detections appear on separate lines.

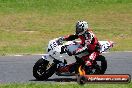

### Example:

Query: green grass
xmin=0 ymin=0 xmax=132 ymax=55
xmin=0 ymin=82 xmax=132 ymax=88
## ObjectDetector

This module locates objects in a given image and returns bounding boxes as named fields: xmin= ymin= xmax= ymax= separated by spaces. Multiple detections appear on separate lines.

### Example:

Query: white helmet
xmin=76 ymin=21 xmax=89 ymax=35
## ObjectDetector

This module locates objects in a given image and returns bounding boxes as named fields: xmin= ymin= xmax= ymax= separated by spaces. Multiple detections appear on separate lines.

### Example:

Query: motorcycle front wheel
xmin=33 ymin=58 xmax=57 ymax=80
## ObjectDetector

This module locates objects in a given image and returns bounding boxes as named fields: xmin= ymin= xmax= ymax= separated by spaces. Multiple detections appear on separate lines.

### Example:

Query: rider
xmin=60 ymin=21 xmax=107 ymax=74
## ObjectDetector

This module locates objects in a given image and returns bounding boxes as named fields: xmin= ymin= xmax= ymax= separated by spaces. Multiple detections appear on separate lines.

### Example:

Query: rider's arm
xmin=63 ymin=34 xmax=79 ymax=41
xmin=87 ymin=30 xmax=97 ymax=44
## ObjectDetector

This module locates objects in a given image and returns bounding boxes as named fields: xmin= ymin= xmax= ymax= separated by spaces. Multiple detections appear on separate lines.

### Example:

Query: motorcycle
xmin=33 ymin=38 xmax=114 ymax=80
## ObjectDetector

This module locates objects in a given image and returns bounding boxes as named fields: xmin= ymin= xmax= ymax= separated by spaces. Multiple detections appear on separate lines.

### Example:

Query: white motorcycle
xmin=33 ymin=38 xmax=114 ymax=80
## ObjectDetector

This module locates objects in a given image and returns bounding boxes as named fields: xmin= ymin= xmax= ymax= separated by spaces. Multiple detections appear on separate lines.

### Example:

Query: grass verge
xmin=0 ymin=0 xmax=132 ymax=55
xmin=0 ymin=82 xmax=132 ymax=88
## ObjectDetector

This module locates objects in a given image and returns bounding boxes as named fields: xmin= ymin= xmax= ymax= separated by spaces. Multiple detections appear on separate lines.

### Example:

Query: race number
xmin=49 ymin=41 xmax=57 ymax=50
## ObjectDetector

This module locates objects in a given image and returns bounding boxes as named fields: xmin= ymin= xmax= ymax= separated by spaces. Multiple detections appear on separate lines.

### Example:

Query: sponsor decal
xmin=77 ymin=74 xmax=131 ymax=84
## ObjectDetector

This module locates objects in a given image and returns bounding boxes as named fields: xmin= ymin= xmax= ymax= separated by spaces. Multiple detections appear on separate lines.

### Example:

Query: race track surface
xmin=0 ymin=52 xmax=132 ymax=83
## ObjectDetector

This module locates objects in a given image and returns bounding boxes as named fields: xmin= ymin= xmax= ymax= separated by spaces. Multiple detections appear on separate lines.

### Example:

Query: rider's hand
xmin=57 ymin=37 xmax=64 ymax=45
xmin=59 ymin=37 xmax=65 ymax=41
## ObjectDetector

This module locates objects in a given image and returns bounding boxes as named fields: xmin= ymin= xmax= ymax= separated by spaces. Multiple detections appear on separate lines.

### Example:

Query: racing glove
xmin=57 ymin=37 xmax=65 ymax=45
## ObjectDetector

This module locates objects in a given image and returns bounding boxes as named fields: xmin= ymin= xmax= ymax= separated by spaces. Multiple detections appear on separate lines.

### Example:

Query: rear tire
xmin=83 ymin=64 xmax=101 ymax=75
xmin=96 ymin=55 xmax=107 ymax=74
xmin=33 ymin=58 xmax=57 ymax=80
xmin=92 ymin=64 xmax=101 ymax=74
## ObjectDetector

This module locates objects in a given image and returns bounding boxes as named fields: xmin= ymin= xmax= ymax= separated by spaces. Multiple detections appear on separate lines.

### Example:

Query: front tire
xmin=33 ymin=58 xmax=57 ymax=80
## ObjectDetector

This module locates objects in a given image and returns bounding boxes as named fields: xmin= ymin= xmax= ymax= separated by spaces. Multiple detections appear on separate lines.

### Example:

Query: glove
xmin=57 ymin=37 xmax=64 ymax=45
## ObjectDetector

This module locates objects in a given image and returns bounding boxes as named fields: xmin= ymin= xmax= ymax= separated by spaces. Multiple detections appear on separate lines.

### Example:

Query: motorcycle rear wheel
xmin=33 ymin=58 xmax=57 ymax=80
xmin=83 ymin=64 xmax=101 ymax=75
xmin=92 ymin=64 xmax=101 ymax=74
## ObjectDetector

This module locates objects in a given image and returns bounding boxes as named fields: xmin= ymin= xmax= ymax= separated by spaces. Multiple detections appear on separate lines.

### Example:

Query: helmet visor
xmin=76 ymin=27 xmax=84 ymax=35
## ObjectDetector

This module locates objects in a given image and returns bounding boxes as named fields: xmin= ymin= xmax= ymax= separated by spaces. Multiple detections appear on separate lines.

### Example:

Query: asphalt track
xmin=0 ymin=52 xmax=132 ymax=83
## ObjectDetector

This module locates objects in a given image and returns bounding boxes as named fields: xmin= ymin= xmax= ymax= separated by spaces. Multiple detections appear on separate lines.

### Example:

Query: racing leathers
xmin=63 ymin=29 xmax=100 ymax=67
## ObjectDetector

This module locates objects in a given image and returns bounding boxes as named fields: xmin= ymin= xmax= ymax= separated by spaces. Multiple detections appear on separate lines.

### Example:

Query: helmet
xmin=76 ymin=21 xmax=89 ymax=35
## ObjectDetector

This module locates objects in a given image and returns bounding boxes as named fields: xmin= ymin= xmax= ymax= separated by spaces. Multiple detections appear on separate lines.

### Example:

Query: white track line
xmin=4 ymin=51 xmax=132 ymax=57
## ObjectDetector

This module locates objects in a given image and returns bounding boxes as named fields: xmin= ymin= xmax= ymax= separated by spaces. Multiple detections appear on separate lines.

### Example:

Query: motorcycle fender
xmin=42 ymin=54 xmax=54 ymax=63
